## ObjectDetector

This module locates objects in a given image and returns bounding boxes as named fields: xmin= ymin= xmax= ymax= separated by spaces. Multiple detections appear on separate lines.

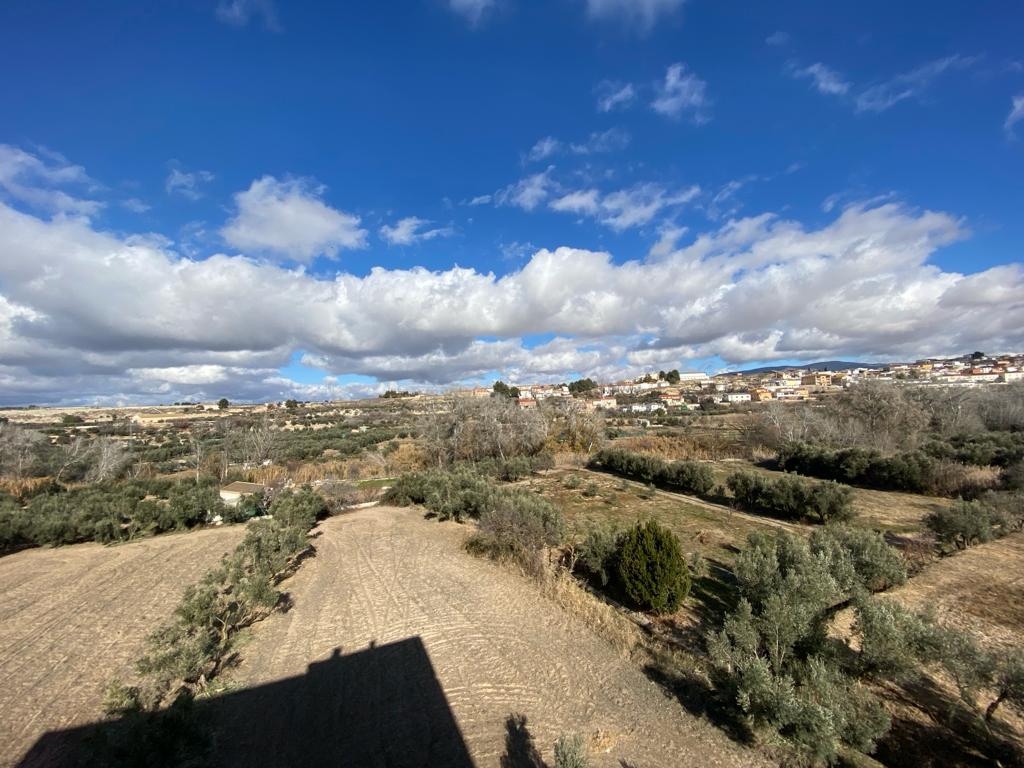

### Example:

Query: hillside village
xmin=458 ymin=351 xmax=1024 ymax=415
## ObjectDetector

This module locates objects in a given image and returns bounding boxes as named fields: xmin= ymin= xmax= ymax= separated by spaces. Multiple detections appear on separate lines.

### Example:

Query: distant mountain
xmin=722 ymin=360 xmax=892 ymax=375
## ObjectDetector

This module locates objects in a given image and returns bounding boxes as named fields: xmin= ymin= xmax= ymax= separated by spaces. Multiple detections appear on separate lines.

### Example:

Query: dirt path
xmin=0 ymin=527 xmax=245 ymax=767
xmin=214 ymin=506 xmax=771 ymax=767
xmin=570 ymin=466 xmax=809 ymax=535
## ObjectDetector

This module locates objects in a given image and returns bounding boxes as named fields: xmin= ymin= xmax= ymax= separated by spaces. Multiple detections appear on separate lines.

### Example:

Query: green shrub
xmin=576 ymin=521 xmax=622 ymax=587
xmin=587 ymin=447 xmax=714 ymax=496
xmin=553 ymin=733 xmax=589 ymax=768
xmin=384 ymin=467 xmax=496 ymax=521
xmin=810 ymin=525 xmax=907 ymax=593
xmin=616 ymin=520 xmax=689 ymax=613
xmin=710 ymin=532 xmax=894 ymax=763
xmin=465 ymin=489 xmax=564 ymax=574
xmin=726 ymin=470 xmax=855 ymax=523
xmin=777 ymin=441 xmax=939 ymax=494
xmin=268 ymin=488 xmax=327 ymax=529
xmin=925 ymin=498 xmax=1011 ymax=551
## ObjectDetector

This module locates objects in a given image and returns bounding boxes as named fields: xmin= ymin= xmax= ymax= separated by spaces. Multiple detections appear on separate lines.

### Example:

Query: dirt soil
xmin=0 ymin=527 xmax=246 ymax=767
xmin=214 ymin=506 xmax=772 ymax=768
xmin=887 ymin=532 xmax=1024 ymax=651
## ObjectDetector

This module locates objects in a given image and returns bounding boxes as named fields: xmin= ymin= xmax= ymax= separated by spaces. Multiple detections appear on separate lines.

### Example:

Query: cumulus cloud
xmin=595 ymin=81 xmax=636 ymax=112
xmin=651 ymin=63 xmax=710 ymax=123
xmin=0 ymin=144 xmax=101 ymax=216
xmin=379 ymin=216 xmax=454 ymax=246
xmin=1 ymin=148 xmax=1022 ymax=405
xmin=855 ymin=55 xmax=975 ymax=113
xmin=165 ymin=164 xmax=214 ymax=200
xmin=792 ymin=62 xmax=850 ymax=96
xmin=1005 ymin=94 xmax=1024 ymax=138
xmin=585 ymin=0 xmax=685 ymax=30
xmin=220 ymin=175 xmax=367 ymax=263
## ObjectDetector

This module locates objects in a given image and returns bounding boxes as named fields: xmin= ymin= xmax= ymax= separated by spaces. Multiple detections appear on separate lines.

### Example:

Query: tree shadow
xmin=18 ymin=637 xmax=474 ymax=768
xmin=874 ymin=676 xmax=1024 ymax=768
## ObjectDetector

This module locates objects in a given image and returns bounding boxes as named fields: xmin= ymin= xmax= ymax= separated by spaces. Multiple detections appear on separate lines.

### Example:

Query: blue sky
xmin=0 ymin=0 xmax=1022 ymax=404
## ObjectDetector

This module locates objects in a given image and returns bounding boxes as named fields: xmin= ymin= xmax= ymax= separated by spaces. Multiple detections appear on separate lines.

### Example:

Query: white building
xmin=219 ymin=481 xmax=267 ymax=507
xmin=723 ymin=392 xmax=752 ymax=403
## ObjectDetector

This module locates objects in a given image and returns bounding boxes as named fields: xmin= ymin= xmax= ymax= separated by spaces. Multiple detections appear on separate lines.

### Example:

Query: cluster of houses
xmin=461 ymin=352 xmax=1024 ymax=416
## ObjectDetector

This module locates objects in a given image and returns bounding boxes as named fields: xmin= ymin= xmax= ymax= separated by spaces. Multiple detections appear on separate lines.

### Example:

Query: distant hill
xmin=722 ymin=360 xmax=891 ymax=375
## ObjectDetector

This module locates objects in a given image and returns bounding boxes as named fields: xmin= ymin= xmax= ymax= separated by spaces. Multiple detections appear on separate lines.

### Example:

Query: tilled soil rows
xmin=0 ymin=527 xmax=245 ymax=766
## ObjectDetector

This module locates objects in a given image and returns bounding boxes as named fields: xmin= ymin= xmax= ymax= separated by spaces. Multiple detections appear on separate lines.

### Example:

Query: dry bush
xmin=615 ymin=434 xmax=746 ymax=461
xmin=554 ymin=451 xmax=588 ymax=468
xmin=930 ymin=461 xmax=1002 ymax=499
xmin=386 ymin=441 xmax=428 ymax=472
xmin=0 ymin=476 xmax=55 ymax=498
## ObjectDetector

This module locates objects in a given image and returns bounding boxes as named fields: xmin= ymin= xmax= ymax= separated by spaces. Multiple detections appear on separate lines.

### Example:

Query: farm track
xmin=566 ymin=466 xmax=809 ymax=535
xmin=213 ymin=505 xmax=772 ymax=767
xmin=0 ymin=527 xmax=246 ymax=767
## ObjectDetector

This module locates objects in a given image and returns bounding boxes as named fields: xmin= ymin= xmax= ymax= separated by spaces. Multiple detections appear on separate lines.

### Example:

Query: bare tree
xmin=54 ymin=436 xmax=94 ymax=482
xmin=0 ymin=422 xmax=44 ymax=479
xmin=545 ymin=399 xmax=605 ymax=453
xmin=87 ymin=437 xmax=127 ymax=483
xmin=417 ymin=395 xmax=547 ymax=466
xmin=187 ymin=424 xmax=212 ymax=484
xmin=243 ymin=417 xmax=277 ymax=465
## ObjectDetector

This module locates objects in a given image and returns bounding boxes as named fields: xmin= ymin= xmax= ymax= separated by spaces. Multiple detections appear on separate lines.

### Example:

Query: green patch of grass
xmin=356 ymin=477 xmax=395 ymax=489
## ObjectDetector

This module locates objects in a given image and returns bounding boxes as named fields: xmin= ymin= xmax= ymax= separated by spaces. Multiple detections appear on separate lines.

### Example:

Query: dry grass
xmin=536 ymin=565 xmax=640 ymax=657
xmin=614 ymin=434 xmax=745 ymax=461
xmin=0 ymin=476 xmax=55 ymax=498
xmin=887 ymin=532 xmax=1024 ymax=651
xmin=525 ymin=468 xmax=795 ymax=567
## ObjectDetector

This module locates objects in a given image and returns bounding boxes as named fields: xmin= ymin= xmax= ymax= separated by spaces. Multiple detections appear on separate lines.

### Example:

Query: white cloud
xmin=220 ymin=175 xmax=367 ymax=262
xmin=0 ymin=144 xmax=102 ymax=216
xmin=550 ymin=182 xmax=700 ymax=230
xmin=651 ymin=63 xmax=709 ymax=123
xmin=1005 ymin=94 xmax=1024 ymax=138
xmin=525 ymin=128 xmax=629 ymax=163
xmin=448 ymin=0 xmax=495 ymax=25
xmin=379 ymin=216 xmax=454 ymax=246
xmin=494 ymin=168 xmax=555 ymax=211
xmin=569 ymin=127 xmax=631 ymax=154
xmin=765 ymin=31 xmax=790 ymax=46
xmin=596 ymin=81 xmax=637 ymax=112
xmin=467 ymin=194 xmax=492 ymax=206
xmin=525 ymin=136 xmax=562 ymax=163
xmin=165 ymin=165 xmax=214 ymax=200
xmin=855 ymin=55 xmax=975 ymax=113
xmin=549 ymin=189 xmax=601 ymax=215
xmin=1 ymin=149 xmax=1021 ymax=404
xmin=792 ymin=62 xmax=850 ymax=96
xmin=121 ymin=198 xmax=151 ymax=214
xmin=585 ymin=0 xmax=685 ymax=30
xmin=216 ymin=0 xmax=280 ymax=30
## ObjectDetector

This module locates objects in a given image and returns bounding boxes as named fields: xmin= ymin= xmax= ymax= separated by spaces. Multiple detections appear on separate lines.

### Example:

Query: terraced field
xmin=0 ymin=527 xmax=246 ymax=767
